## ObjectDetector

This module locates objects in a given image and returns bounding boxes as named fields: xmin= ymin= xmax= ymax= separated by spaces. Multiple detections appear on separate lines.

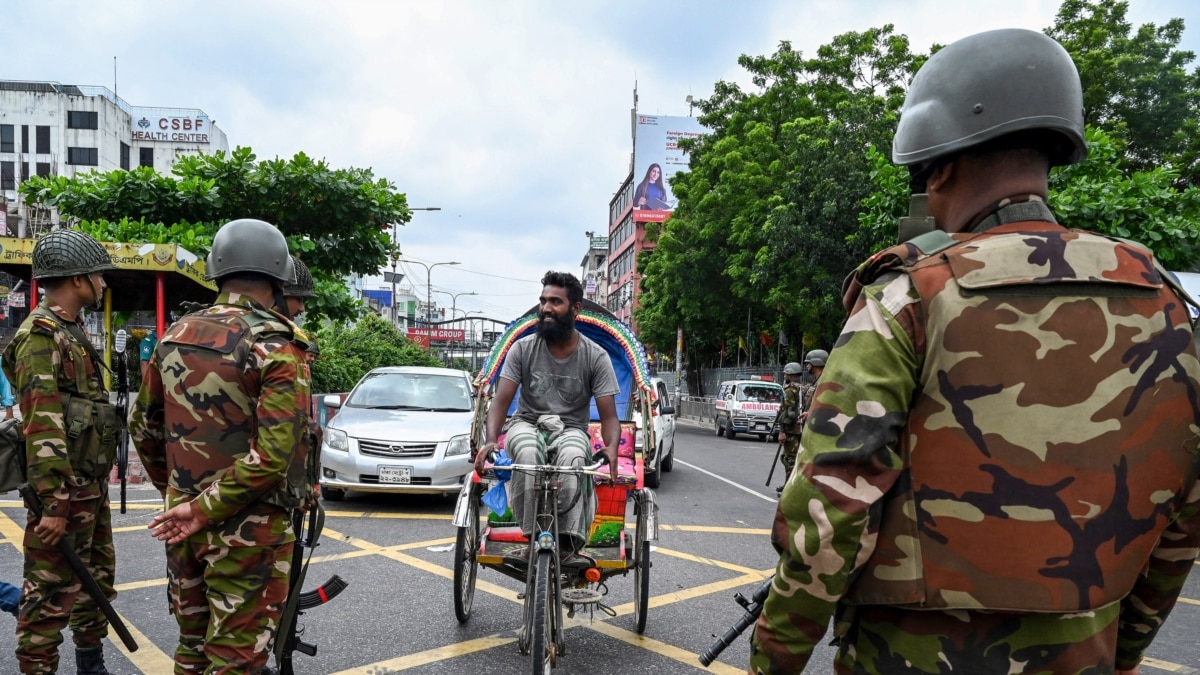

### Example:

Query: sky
xmin=3 ymin=0 xmax=1198 ymax=324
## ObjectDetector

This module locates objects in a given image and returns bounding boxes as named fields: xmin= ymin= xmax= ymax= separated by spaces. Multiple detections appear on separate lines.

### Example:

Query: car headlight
xmin=732 ymin=411 xmax=747 ymax=418
xmin=325 ymin=428 xmax=349 ymax=452
xmin=445 ymin=434 xmax=471 ymax=457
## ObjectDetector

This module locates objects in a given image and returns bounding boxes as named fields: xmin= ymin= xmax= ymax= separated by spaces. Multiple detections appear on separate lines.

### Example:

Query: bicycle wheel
xmin=453 ymin=485 xmax=482 ymax=623
xmin=633 ymin=503 xmax=651 ymax=634
xmin=530 ymin=549 xmax=554 ymax=674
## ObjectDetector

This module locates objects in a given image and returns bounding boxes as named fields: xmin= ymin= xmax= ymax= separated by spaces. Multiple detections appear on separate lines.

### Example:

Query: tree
xmin=636 ymin=27 xmax=922 ymax=364
xmin=312 ymin=313 xmax=442 ymax=393
xmin=1047 ymin=0 xmax=1200 ymax=182
xmin=19 ymin=147 xmax=411 ymax=325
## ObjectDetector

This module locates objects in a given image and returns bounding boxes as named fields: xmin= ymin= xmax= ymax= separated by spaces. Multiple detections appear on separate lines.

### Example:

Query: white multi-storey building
xmin=0 ymin=80 xmax=229 ymax=236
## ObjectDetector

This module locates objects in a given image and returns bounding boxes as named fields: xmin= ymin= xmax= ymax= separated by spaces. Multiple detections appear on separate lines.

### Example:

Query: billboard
xmin=407 ymin=327 xmax=465 ymax=342
xmin=632 ymin=114 xmax=706 ymax=223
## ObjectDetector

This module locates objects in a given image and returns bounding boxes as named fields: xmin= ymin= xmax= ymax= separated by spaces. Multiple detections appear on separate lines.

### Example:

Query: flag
xmin=720 ymin=340 xmax=726 ymax=357
xmin=738 ymin=335 xmax=749 ymax=354
xmin=760 ymin=331 xmax=774 ymax=347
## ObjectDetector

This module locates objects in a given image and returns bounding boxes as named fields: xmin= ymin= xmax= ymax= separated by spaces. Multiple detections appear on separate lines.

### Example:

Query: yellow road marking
xmin=111 ymin=609 xmax=176 ymax=673
xmin=0 ymin=505 xmax=25 ymax=549
xmin=1179 ymin=597 xmax=1200 ymax=607
xmin=1143 ymin=656 xmax=1200 ymax=674
xmin=661 ymin=524 xmax=773 ymax=535
xmin=587 ymin=620 xmax=744 ymax=675
xmin=654 ymin=546 xmax=770 ymax=575
xmin=328 ymin=634 xmax=516 ymax=673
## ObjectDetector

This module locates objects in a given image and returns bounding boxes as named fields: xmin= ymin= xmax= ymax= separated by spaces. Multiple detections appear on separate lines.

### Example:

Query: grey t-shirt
xmin=500 ymin=333 xmax=621 ymax=431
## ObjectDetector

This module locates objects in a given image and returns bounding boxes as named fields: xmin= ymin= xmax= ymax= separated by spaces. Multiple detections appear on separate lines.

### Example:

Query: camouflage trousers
xmin=166 ymin=539 xmax=293 ymax=675
xmin=833 ymin=604 xmax=1120 ymax=674
xmin=16 ymin=495 xmax=115 ymax=675
xmin=779 ymin=432 xmax=801 ymax=479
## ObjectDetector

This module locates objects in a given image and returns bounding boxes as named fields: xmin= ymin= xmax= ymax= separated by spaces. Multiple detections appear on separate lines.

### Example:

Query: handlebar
xmin=479 ymin=451 xmax=610 ymax=479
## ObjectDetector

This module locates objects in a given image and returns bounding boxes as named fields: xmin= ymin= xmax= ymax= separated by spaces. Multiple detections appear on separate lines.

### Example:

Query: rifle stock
xmin=699 ymin=576 xmax=773 ymax=667
xmin=17 ymin=484 xmax=138 ymax=652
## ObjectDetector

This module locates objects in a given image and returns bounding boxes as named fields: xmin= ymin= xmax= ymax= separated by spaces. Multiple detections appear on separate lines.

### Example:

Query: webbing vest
xmin=163 ymin=307 xmax=312 ymax=510
xmin=845 ymin=222 xmax=1200 ymax=612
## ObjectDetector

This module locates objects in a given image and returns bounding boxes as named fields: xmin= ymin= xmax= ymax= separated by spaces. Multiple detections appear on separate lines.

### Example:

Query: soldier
xmin=4 ymin=229 xmax=119 ymax=674
xmin=280 ymin=256 xmax=321 ymax=511
xmin=773 ymin=362 xmax=804 ymax=495
xmin=130 ymin=219 xmax=312 ymax=674
xmin=796 ymin=349 xmax=826 ymax=427
xmin=751 ymin=29 xmax=1200 ymax=674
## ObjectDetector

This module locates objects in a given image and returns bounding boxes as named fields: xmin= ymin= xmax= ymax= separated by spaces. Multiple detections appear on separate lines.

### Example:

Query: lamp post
xmin=434 ymin=290 xmax=477 ymax=329
xmin=389 ymin=207 xmax=441 ymax=328
xmin=400 ymin=259 xmax=460 ymax=328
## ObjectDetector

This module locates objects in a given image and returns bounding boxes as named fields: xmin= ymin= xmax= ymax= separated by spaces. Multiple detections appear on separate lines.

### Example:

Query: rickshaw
xmin=451 ymin=300 xmax=660 ymax=672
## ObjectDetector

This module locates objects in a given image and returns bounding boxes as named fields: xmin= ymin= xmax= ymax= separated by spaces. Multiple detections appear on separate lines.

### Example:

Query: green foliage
xmin=311 ymin=313 xmax=442 ymax=393
xmin=19 ymin=146 xmax=411 ymax=325
xmin=1047 ymin=0 xmax=1200 ymax=181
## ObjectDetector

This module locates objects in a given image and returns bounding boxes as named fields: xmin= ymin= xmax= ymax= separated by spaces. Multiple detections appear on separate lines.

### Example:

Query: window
xmin=20 ymin=126 xmax=28 ymax=153
xmin=120 ymin=142 xmax=130 ymax=171
xmin=67 ymin=111 xmax=99 ymax=130
xmin=67 ymin=147 xmax=98 ymax=166
xmin=20 ymin=162 xmax=28 ymax=183
xmin=0 ymin=125 xmax=13 ymax=153
xmin=0 ymin=161 xmax=13 ymax=190
xmin=36 ymin=163 xmax=51 ymax=178
xmin=139 ymin=147 xmax=153 ymax=168
xmin=35 ymin=126 xmax=50 ymax=154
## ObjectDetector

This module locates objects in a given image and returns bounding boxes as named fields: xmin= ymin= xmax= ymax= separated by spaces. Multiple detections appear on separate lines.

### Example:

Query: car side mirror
xmin=660 ymin=405 xmax=675 ymax=416
xmin=323 ymin=394 xmax=343 ymax=409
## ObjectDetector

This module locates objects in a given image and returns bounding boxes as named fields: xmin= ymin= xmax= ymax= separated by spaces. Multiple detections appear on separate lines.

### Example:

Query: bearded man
xmin=472 ymin=271 xmax=620 ymax=562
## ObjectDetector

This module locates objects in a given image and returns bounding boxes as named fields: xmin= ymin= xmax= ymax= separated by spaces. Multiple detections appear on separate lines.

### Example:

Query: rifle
xmin=112 ymin=330 xmax=131 ymax=514
xmin=699 ymin=575 xmax=773 ymax=667
xmin=17 ymin=483 xmax=139 ymax=652
xmin=271 ymin=502 xmax=348 ymax=675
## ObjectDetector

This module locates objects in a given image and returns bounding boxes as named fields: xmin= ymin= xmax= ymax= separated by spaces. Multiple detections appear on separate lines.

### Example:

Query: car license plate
xmin=754 ymin=422 xmax=767 ymax=430
xmin=379 ymin=466 xmax=412 ymax=484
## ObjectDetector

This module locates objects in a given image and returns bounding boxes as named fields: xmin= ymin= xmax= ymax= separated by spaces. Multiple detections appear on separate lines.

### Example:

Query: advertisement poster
xmin=631 ymin=114 xmax=706 ymax=223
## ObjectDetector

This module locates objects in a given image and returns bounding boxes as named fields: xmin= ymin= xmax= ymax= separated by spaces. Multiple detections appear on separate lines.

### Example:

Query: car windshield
xmin=737 ymin=385 xmax=781 ymax=402
xmin=347 ymin=372 xmax=472 ymax=411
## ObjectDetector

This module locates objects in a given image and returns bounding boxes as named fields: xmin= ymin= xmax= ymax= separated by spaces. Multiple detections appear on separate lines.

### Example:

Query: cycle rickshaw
xmin=450 ymin=300 xmax=660 ymax=672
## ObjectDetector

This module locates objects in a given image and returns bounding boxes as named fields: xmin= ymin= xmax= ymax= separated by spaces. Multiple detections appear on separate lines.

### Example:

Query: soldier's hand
xmin=35 ymin=515 xmax=67 ymax=547
xmin=148 ymin=501 xmax=210 ymax=544
xmin=777 ymin=432 xmax=787 ymax=442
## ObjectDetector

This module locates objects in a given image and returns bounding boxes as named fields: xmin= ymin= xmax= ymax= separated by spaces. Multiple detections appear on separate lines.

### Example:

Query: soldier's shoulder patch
xmin=29 ymin=315 xmax=60 ymax=335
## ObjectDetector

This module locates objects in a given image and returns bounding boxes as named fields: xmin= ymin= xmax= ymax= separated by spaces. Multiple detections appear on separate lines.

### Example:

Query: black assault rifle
xmin=270 ymin=502 xmax=348 ymax=675
xmin=112 ymin=330 xmax=131 ymax=513
xmin=700 ymin=575 xmax=773 ymax=667
xmin=18 ymin=483 xmax=139 ymax=652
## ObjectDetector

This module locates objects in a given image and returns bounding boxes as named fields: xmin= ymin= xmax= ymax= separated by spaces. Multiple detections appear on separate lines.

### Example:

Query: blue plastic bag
xmin=481 ymin=450 xmax=512 ymax=516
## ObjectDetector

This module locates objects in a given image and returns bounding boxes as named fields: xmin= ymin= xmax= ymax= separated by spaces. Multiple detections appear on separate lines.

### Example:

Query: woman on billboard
xmin=634 ymin=164 xmax=669 ymax=210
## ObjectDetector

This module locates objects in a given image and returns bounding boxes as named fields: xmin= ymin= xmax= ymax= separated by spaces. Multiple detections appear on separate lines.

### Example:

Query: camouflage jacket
xmin=129 ymin=292 xmax=312 ymax=546
xmin=751 ymin=198 xmax=1200 ymax=673
xmin=2 ymin=298 xmax=112 ymax=516
xmin=778 ymin=381 xmax=802 ymax=432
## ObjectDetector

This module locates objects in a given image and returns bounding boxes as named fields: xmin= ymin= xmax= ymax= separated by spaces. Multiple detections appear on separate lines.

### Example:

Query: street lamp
xmin=401 ymin=259 xmax=460 ymax=327
xmin=434 ymin=290 xmax=477 ymax=328
xmin=389 ymin=207 xmax=441 ymax=328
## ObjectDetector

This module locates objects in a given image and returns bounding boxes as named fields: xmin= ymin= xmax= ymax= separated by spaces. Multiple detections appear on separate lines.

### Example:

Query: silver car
xmin=319 ymin=366 xmax=475 ymax=500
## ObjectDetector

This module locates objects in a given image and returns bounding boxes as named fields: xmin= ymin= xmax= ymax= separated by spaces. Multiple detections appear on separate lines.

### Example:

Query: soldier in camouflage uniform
xmin=796 ymin=349 xmax=826 ymax=428
xmin=4 ymin=229 xmax=119 ymax=674
xmin=130 ymin=219 xmax=312 ymax=675
xmin=281 ymin=256 xmax=321 ymax=512
xmin=774 ymin=362 xmax=804 ymax=494
xmin=751 ymin=29 xmax=1200 ymax=674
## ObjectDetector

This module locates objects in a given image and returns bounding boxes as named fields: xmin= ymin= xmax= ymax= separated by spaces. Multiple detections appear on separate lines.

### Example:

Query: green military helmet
xmin=892 ymin=28 xmax=1086 ymax=168
xmin=31 ymin=228 xmax=118 ymax=280
xmin=284 ymin=256 xmax=317 ymax=298
xmin=204 ymin=218 xmax=296 ymax=284
xmin=803 ymin=349 xmax=829 ymax=368
xmin=783 ymin=362 xmax=804 ymax=376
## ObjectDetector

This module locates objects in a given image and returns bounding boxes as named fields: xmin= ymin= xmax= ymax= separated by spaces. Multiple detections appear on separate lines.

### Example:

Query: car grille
xmin=357 ymin=439 xmax=437 ymax=458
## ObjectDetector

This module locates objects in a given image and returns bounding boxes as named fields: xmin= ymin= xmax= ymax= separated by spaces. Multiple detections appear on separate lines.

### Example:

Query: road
xmin=1 ymin=421 xmax=1197 ymax=673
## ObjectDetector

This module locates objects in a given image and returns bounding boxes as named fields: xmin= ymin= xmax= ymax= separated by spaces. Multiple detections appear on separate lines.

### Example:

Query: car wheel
xmin=715 ymin=417 xmax=724 ymax=437
xmin=322 ymin=487 xmax=346 ymax=502
xmin=662 ymin=441 xmax=674 ymax=473
xmin=726 ymin=426 xmax=737 ymax=441
xmin=645 ymin=445 xmax=662 ymax=488
xmin=758 ymin=434 xmax=767 ymax=442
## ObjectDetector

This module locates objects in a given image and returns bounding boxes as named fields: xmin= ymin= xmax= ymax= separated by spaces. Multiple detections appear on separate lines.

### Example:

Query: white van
xmin=713 ymin=379 xmax=782 ymax=441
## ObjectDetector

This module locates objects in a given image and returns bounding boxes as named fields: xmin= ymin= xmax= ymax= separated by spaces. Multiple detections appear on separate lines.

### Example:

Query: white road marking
xmin=675 ymin=459 xmax=778 ymax=503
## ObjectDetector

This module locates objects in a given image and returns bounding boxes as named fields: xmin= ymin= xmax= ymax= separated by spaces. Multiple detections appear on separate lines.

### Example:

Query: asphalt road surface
xmin=1 ymin=420 xmax=1197 ymax=673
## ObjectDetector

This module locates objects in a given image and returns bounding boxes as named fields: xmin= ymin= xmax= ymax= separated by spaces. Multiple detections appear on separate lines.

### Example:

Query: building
xmin=0 ymin=79 xmax=229 ymax=236
xmin=580 ymin=231 xmax=609 ymax=308
xmin=607 ymin=174 xmax=639 ymax=326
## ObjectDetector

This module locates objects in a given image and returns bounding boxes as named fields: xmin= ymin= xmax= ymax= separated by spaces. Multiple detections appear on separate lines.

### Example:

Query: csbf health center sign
xmin=631 ymin=114 xmax=706 ymax=223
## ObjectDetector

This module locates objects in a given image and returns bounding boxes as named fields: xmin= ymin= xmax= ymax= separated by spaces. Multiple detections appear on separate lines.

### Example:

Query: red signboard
xmin=407 ymin=328 xmax=465 ymax=342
